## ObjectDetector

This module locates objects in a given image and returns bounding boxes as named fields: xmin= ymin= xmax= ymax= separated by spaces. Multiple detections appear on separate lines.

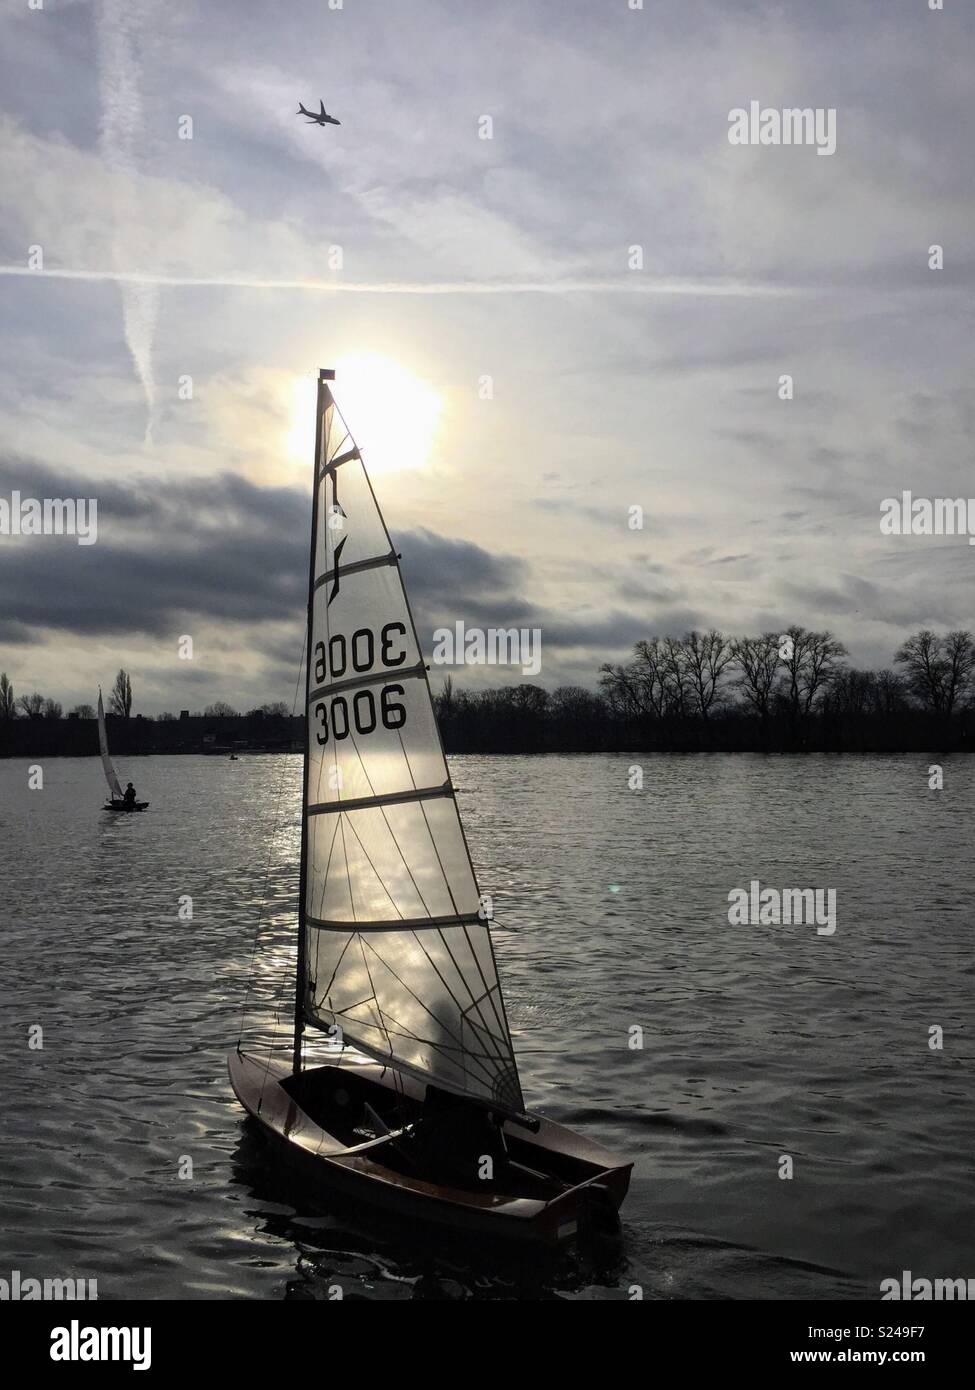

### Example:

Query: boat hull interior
xmin=229 ymin=1050 xmax=631 ymax=1245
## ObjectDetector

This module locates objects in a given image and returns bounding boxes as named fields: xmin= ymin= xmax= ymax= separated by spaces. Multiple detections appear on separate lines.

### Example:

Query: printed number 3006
xmin=315 ymin=684 xmax=406 ymax=745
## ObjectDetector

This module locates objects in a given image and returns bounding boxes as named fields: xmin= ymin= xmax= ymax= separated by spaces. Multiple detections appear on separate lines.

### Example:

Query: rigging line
xmin=352 ymin=992 xmax=504 ymax=1093
xmin=330 ymin=991 xmax=382 ymax=1017
xmin=458 ymin=916 xmax=510 ymax=1058
xmin=340 ymin=811 xmax=407 ymax=921
xmin=389 ymin=632 xmax=508 ymax=1052
xmin=413 ymin=788 xmax=511 ymax=1055
xmin=312 ymin=810 xmax=341 ymax=928
xmin=410 ymin=613 xmax=521 ymax=1089
xmin=343 ymin=998 xmax=505 ymax=1088
xmin=237 ymin=625 xmax=307 ymax=1058
xmin=337 ymin=815 xmax=359 ymax=926
xmin=356 ymin=936 xmax=502 ymax=1091
xmin=314 ymin=905 xmax=507 ymax=1080
xmin=356 ymin=931 xmax=393 ymax=1057
xmin=407 ymin=924 xmax=510 ymax=1071
xmin=336 ymin=1008 xmax=508 ymax=1070
xmin=335 ymin=815 xmax=494 ymax=1055
xmin=424 ymin=759 xmax=512 ymax=1053
xmin=386 ymin=717 xmax=506 ymax=1050
xmin=343 ymin=719 xmax=436 ymax=923
xmin=319 ymin=928 xmax=357 ymax=1003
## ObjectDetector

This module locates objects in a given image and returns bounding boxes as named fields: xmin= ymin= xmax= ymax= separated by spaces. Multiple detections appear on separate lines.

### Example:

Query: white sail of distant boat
xmin=97 ymin=689 xmax=123 ymax=801
xmin=298 ymin=382 xmax=524 ymax=1114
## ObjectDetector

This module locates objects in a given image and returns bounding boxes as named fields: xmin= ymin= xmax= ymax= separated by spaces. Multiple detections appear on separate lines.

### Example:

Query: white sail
xmin=97 ymin=690 xmax=123 ymax=800
xmin=300 ymin=382 xmax=523 ymax=1114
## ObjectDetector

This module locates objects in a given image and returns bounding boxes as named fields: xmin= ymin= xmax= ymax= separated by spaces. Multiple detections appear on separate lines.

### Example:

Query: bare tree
xmin=895 ymin=630 xmax=945 ymax=711
xmin=779 ymin=625 xmax=848 ymax=718
xmin=204 ymin=701 xmax=239 ymax=717
xmin=660 ymin=636 xmax=690 ymax=717
xmin=110 ymin=669 xmax=133 ymax=718
xmin=509 ymin=684 xmax=549 ymax=716
xmin=894 ymin=630 xmax=975 ymax=715
xmin=826 ymin=668 xmax=875 ymax=718
xmin=17 ymin=690 xmax=46 ymax=718
xmin=434 ymin=675 xmax=455 ymax=722
xmin=69 ymin=703 xmax=96 ymax=719
xmin=731 ymin=633 xmax=781 ymax=722
xmin=598 ymin=663 xmax=637 ymax=717
xmin=0 ymin=672 xmax=15 ymax=719
xmin=683 ymin=629 xmax=735 ymax=720
xmin=43 ymin=699 xmax=63 ymax=719
xmin=942 ymin=630 xmax=975 ymax=714
xmin=872 ymin=670 xmax=908 ymax=717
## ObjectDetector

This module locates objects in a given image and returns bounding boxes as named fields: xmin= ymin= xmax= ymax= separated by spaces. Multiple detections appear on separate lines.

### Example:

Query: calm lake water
xmin=1 ymin=752 xmax=972 ymax=1300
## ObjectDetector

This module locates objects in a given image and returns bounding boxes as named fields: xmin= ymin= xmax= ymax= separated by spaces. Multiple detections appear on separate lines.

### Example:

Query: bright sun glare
xmin=286 ymin=354 xmax=442 ymax=477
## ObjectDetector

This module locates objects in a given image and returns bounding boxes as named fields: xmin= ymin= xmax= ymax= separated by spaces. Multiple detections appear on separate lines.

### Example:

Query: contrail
xmin=96 ymin=0 xmax=158 ymax=445
xmin=0 ymin=265 xmax=803 ymax=297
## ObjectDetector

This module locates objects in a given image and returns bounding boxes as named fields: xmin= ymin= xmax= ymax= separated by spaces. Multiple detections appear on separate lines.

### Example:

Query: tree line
xmin=0 ymin=668 xmax=291 ymax=723
xmin=597 ymin=627 xmax=975 ymax=724
xmin=3 ymin=628 xmax=974 ymax=752
xmin=436 ymin=627 xmax=975 ymax=751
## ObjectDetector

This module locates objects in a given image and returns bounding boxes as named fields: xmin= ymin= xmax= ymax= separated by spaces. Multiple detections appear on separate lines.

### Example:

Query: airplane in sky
xmin=297 ymin=99 xmax=341 ymax=127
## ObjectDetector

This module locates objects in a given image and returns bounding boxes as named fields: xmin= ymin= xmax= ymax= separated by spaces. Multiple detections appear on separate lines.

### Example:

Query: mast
xmin=293 ymin=368 xmax=332 ymax=1074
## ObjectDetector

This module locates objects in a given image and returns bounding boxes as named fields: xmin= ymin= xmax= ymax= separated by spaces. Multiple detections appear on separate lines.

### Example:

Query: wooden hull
xmin=228 ymin=1051 xmax=631 ymax=1247
xmin=104 ymin=801 xmax=149 ymax=812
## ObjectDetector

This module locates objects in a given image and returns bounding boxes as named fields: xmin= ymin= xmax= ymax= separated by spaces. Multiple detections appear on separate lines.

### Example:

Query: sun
xmin=332 ymin=353 xmax=442 ymax=475
xmin=286 ymin=354 xmax=442 ymax=476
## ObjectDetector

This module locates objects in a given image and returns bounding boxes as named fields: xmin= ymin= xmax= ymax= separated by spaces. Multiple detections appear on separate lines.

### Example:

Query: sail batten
xmin=307 ymin=910 xmax=483 ymax=932
xmin=308 ymin=781 xmax=453 ymax=816
xmin=298 ymin=378 xmax=523 ymax=1113
xmin=312 ymin=550 xmax=397 ymax=591
xmin=307 ymin=661 xmax=426 ymax=703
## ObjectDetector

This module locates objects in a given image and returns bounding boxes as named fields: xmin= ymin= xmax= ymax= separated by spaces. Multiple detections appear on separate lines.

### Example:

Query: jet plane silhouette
xmin=297 ymin=99 xmax=340 ymax=127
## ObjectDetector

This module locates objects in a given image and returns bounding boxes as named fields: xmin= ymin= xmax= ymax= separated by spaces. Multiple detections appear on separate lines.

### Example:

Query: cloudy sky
xmin=1 ymin=0 xmax=972 ymax=714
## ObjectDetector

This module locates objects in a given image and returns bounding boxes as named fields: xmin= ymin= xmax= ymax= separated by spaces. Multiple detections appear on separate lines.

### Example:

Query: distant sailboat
xmin=98 ymin=690 xmax=148 ymax=812
xmin=229 ymin=370 xmax=630 ymax=1245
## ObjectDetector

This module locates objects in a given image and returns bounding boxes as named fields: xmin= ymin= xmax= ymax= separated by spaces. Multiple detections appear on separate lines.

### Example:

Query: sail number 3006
xmin=314 ymin=623 xmax=408 ymax=745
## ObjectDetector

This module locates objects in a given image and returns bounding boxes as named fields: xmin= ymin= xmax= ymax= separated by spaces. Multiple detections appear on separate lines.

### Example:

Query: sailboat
xmin=98 ymin=690 xmax=148 ymax=811
xmin=229 ymin=370 xmax=631 ymax=1245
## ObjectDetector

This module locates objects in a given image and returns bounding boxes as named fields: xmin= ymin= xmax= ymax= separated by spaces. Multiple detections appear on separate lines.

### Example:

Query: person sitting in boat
xmin=122 ymin=783 xmax=137 ymax=808
xmin=412 ymin=1085 xmax=508 ymax=1184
